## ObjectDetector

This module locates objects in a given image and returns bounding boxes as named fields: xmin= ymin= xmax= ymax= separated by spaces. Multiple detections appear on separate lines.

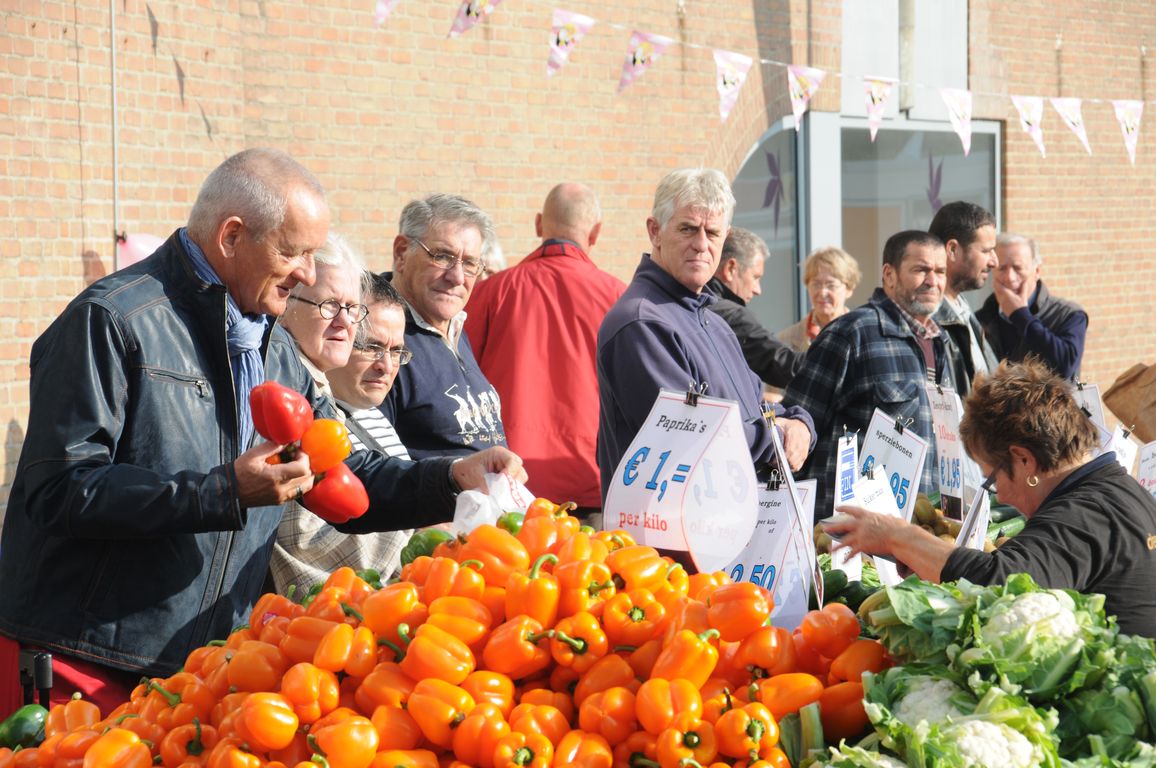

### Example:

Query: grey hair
xmin=483 ymin=236 xmax=507 ymax=273
xmin=187 ymin=148 xmax=324 ymax=244
xmin=721 ymin=227 xmax=768 ymax=272
xmin=288 ymin=232 xmax=366 ymax=304
xmin=397 ymin=193 xmax=495 ymax=253
xmin=997 ymin=232 xmax=1041 ymax=266
xmin=651 ymin=168 xmax=736 ymax=230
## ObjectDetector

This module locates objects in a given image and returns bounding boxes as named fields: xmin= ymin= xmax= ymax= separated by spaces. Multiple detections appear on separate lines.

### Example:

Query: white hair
xmin=651 ymin=168 xmax=736 ymax=230
xmin=996 ymin=232 xmax=1041 ymax=266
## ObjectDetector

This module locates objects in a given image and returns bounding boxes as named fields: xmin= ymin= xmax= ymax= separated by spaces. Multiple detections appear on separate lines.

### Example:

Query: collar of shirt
xmin=403 ymin=298 xmax=467 ymax=353
xmin=894 ymin=300 xmax=942 ymax=340
xmin=944 ymin=293 xmax=973 ymax=321
xmin=638 ymin=254 xmax=716 ymax=312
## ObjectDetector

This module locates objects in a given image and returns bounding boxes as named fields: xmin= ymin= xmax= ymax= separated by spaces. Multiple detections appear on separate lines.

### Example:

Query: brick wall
xmin=1 ymin=0 xmax=1152 ymax=518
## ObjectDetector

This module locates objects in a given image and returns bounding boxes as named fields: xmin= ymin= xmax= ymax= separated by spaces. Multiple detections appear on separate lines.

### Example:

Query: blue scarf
xmin=180 ymin=228 xmax=268 ymax=449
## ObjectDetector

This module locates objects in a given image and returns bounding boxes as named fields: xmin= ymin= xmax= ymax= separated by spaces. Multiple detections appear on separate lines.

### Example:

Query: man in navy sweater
xmin=382 ymin=194 xmax=508 ymax=459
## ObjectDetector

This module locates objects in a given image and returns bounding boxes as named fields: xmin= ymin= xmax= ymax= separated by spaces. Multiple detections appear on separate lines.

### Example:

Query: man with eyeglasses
xmin=0 ymin=149 xmax=525 ymax=709
xmin=383 ymin=193 xmax=508 ymax=458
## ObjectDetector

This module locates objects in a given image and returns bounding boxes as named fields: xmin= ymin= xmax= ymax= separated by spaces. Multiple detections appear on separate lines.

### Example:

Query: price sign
xmin=954 ymin=477 xmax=992 ymax=551
xmin=604 ymin=389 xmax=758 ymax=572
xmin=835 ymin=432 xmax=858 ymax=506
xmin=1107 ymin=426 xmax=1140 ymax=474
xmin=848 ymin=467 xmax=905 ymax=586
xmin=926 ymin=385 xmax=963 ymax=501
xmin=1073 ymin=383 xmax=1106 ymax=429
xmin=859 ymin=408 xmax=930 ymax=522
xmin=1136 ymin=441 xmax=1156 ymax=499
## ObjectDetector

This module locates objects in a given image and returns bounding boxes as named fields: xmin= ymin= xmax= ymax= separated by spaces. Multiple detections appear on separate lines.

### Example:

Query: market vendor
xmin=0 ymin=148 xmax=525 ymax=711
xmin=825 ymin=358 xmax=1156 ymax=638
xmin=596 ymin=167 xmax=816 ymax=500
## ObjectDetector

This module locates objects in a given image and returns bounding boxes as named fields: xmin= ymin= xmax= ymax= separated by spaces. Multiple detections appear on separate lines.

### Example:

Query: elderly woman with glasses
xmin=779 ymin=246 xmax=862 ymax=353
xmin=823 ymin=358 xmax=1156 ymax=638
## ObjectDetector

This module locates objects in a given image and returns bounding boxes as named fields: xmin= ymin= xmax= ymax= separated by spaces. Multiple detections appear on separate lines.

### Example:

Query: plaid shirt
xmin=782 ymin=288 xmax=953 ymax=520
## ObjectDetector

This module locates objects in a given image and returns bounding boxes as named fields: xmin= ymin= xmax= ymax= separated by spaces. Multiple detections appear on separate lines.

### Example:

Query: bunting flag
xmin=940 ymin=87 xmax=973 ymax=155
xmin=1051 ymin=97 xmax=1092 ymax=155
xmin=447 ymin=0 xmax=503 ymax=38
xmin=617 ymin=30 xmax=673 ymax=93
xmin=547 ymin=9 xmax=596 ymax=77
xmin=863 ymin=76 xmax=895 ymax=142
xmin=374 ymin=0 xmax=401 ymax=26
xmin=1112 ymin=99 xmax=1144 ymax=165
xmin=1011 ymin=95 xmax=1047 ymax=158
xmin=786 ymin=65 xmax=825 ymax=131
xmin=713 ymin=49 xmax=754 ymax=122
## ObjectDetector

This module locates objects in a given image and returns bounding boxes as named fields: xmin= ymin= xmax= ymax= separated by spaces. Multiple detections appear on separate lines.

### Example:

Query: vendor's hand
xmin=451 ymin=447 xmax=528 ymax=492
xmin=993 ymin=275 xmax=1030 ymax=316
xmin=826 ymin=504 xmax=910 ymax=558
xmin=234 ymin=441 xmax=315 ymax=508
xmin=779 ymin=418 xmax=811 ymax=471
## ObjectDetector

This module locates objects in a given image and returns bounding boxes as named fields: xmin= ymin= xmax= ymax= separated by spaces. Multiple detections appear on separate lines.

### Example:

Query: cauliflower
xmin=980 ymin=591 xmax=1081 ymax=647
xmin=891 ymin=676 xmax=969 ymax=727
xmin=813 ymin=745 xmax=909 ymax=768
xmin=939 ymin=719 xmax=1044 ymax=768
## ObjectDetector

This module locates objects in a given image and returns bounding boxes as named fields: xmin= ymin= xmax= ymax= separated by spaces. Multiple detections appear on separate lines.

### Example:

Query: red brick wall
xmin=1 ymin=0 xmax=1152 ymax=518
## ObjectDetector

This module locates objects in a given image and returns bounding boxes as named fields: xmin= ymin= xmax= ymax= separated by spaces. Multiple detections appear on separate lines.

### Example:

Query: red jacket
xmin=464 ymin=239 xmax=626 ymax=508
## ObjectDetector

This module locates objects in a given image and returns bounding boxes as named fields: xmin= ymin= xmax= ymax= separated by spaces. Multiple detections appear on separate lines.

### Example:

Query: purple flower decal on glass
xmin=926 ymin=155 xmax=943 ymax=213
xmin=762 ymin=151 xmax=783 ymax=234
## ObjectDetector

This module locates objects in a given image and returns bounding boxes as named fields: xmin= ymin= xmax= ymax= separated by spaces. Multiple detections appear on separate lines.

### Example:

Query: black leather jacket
xmin=0 ymin=232 xmax=456 ymax=676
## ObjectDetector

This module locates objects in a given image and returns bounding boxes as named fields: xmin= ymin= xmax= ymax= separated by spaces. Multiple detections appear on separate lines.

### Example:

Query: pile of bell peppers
xmin=249 ymin=381 xmax=368 ymax=524
xmin=0 ymin=497 xmax=891 ymax=768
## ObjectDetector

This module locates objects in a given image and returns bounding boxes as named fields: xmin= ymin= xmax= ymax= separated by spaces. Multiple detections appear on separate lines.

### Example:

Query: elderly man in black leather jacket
xmin=0 ymin=149 xmax=524 ymax=697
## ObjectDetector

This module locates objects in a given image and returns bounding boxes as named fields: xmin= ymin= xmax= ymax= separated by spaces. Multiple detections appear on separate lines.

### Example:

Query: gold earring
xmin=1027 ymin=475 xmax=1039 ymax=487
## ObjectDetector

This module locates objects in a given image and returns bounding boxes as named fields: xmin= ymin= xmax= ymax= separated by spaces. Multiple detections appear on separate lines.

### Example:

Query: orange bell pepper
xmin=749 ymin=673 xmax=824 ymax=722
xmin=578 ymin=687 xmax=638 ymax=747
xmin=523 ymin=498 xmax=581 ymax=536
xmin=818 ymin=681 xmax=869 ymax=742
xmin=714 ymin=702 xmax=778 ymax=762
xmin=827 ymin=638 xmax=888 ymax=684
xmin=280 ymin=616 xmax=342 ymax=665
xmin=662 ymin=598 xmax=711 ymax=646
xmin=554 ymin=530 xmax=609 ymax=565
xmin=635 ymin=678 xmax=703 ymax=736
xmin=204 ymin=737 xmax=263 ymax=768
xmin=461 ymin=670 xmax=516 ymax=718
xmin=592 ymin=529 xmax=636 ymax=551
xmin=605 ymin=546 xmax=667 ymax=593
xmin=458 ymin=525 xmax=531 ymax=588
xmin=791 ymin=630 xmax=833 ymax=682
xmin=602 ymin=589 xmax=667 ymax=647
xmin=82 ymin=727 xmax=153 ymax=768
xmin=550 ymin=611 xmax=609 ymax=673
xmin=281 ymin=662 xmax=341 ymax=724
xmin=481 ymin=584 xmax=509 ymax=629
xmin=655 ymin=712 xmax=718 ymax=768
xmin=507 ymin=703 xmax=571 ymax=746
xmin=369 ymin=701 xmax=424 ymax=750
xmin=250 ymin=591 xmax=305 ymax=632
xmin=799 ymin=603 xmax=860 ymax=659
xmin=353 ymin=661 xmax=416 ymax=713
xmin=451 ymin=701 xmax=512 ymax=768
xmin=359 ymin=582 xmax=428 ymax=646
xmin=424 ymin=596 xmax=494 ymax=658
xmin=481 ymin=615 xmax=553 ymax=680
xmin=687 ymin=572 xmax=731 ymax=603
xmin=421 ymin=557 xmax=486 ymax=603
xmin=555 ymin=560 xmax=616 ymax=619
xmin=45 ymin=693 xmax=102 ymax=738
xmin=573 ymin=653 xmax=640 ymax=706
xmin=158 ymin=718 xmax=220 ymax=767
xmin=554 ymin=730 xmax=614 ymax=768
xmin=320 ymin=566 xmax=374 ymax=605
xmin=369 ymin=749 xmax=439 ymax=768
xmin=232 ymin=692 xmax=299 ymax=752
xmin=516 ymin=689 xmax=575 ymax=725
xmin=505 ymin=553 xmax=561 ymax=628
xmin=611 ymin=730 xmax=658 ymax=768
xmin=209 ymin=691 xmax=249 ymax=729
xmin=307 ymin=711 xmax=379 ymax=768
xmin=701 ymin=684 xmax=736 ymax=724
xmin=398 ymin=622 xmax=476 ymax=684
xmin=314 ymin=623 xmax=378 ymax=678
xmin=406 ymin=678 xmax=476 ymax=750
xmin=625 ymin=638 xmax=664 ymax=681
xmin=652 ymin=563 xmax=691 ymax=612
xmin=50 ymin=728 xmax=101 ymax=768
xmin=706 ymin=582 xmax=773 ymax=642
xmin=736 ymin=626 xmax=797 ymax=679
xmin=228 ymin=639 xmax=290 ymax=692
xmin=516 ymin=515 xmax=562 ymax=561
xmin=492 ymin=731 xmax=554 ymax=768
xmin=650 ymin=629 xmax=720 ymax=689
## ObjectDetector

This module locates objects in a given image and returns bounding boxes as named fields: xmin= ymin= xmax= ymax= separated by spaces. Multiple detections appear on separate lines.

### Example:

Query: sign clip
xmin=893 ymin=416 xmax=914 ymax=435
xmin=685 ymin=381 xmax=709 ymax=406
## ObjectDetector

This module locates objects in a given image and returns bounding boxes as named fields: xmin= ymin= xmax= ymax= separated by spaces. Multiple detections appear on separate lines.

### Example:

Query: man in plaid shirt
xmin=783 ymin=230 xmax=954 ymax=521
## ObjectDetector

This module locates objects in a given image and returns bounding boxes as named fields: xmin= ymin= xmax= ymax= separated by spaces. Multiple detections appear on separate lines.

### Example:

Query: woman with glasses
xmin=779 ymin=246 xmax=862 ymax=353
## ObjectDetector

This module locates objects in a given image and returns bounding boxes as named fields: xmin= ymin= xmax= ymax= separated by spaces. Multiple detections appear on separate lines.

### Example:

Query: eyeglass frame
xmin=412 ymin=238 xmax=484 ymax=278
xmin=288 ymin=295 xmax=369 ymax=323
xmin=352 ymin=340 xmax=413 ymax=365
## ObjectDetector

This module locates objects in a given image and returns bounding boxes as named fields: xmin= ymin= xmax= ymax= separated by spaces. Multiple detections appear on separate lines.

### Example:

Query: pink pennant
xmin=617 ymin=30 xmax=673 ymax=94
xmin=1010 ymin=95 xmax=1046 ymax=158
xmin=940 ymin=88 xmax=973 ymax=156
xmin=547 ymin=9 xmax=596 ymax=78
xmin=863 ymin=77 xmax=895 ymax=142
xmin=447 ymin=0 xmax=503 ymax=39
xmin=1051 ymin=97 xmax=1092 ymax=155
xmin=786 ymin=65 xmax=825 ymax=131
xmin=713 ymin=49 xmax=754 ymax=122
xmin=1112 ymin=100 xmax=1144 ymax=165
xmin=374 ymin=0 xmax=401 ymax=26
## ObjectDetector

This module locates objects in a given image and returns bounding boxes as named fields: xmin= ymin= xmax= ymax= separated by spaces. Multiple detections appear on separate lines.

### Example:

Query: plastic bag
xmin=450 ymin=472 xmax=536 ymax=534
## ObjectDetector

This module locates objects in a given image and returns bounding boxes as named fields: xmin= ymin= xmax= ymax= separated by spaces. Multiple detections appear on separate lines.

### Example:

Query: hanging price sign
xmin=846 ymin=467 xmax=905 ymax=586
xmin=858 ymin=408 xmax=929 ymax=521
xmin=1073 ymin=382 xmax=1106 ymax=429
xmin=1136 ymin=441 xmax=1156 ymax=499
xmin=830 ymin=431 xmax=862 ymax=579
xmin=954 ymin=474 xmax=993 ymax=552
xmin=926 ymin=384 xmax=980 ymax=518
xmin=1106 ymin=425 xmax=1140 ymax=474
xmin=604 ymin=389 xmax=759 ymax=572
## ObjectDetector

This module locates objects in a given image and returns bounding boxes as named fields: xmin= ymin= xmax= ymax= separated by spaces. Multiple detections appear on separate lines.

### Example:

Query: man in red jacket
xmin=465 ymin=183 xmax=625 ymax=523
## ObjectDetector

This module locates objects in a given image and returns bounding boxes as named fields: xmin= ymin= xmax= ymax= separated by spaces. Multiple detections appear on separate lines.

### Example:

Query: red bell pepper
xmin=302 ymin=462 xmax=369 ymax=524
xmin=249 ymin=381 xmax=313 ymax=444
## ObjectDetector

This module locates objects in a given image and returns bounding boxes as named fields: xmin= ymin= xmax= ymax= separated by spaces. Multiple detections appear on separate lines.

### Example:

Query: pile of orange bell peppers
xmin=0 ymin=498 xmax=890 ymax=768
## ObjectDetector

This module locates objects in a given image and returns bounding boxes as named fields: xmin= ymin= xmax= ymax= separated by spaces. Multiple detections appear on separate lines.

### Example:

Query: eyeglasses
xmin=353 ymin=341 xmax=413 ymax=365
xmin=413 ymin=238 xmax=484 ymax=278
xmin=289 ymin=295 xmax=369 ymax=323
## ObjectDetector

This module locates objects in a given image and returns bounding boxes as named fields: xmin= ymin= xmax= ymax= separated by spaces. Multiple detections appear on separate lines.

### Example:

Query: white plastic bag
xmin=450 ymin=472 xmax=536 ymax=534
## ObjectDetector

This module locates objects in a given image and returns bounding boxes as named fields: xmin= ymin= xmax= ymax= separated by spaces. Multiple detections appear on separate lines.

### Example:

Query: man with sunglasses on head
xmin=383 ymin=194 xmax=508 ymax=458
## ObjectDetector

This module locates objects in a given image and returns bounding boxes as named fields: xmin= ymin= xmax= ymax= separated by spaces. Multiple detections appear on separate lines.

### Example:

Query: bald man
xmin=465 ymin=183 xmax=626 ymax=520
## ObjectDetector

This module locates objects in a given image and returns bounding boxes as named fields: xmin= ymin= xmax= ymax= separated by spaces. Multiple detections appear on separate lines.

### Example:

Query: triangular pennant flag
xmin=786 ymin=65 xmax=825 ymax=131
xmin=617 ymin=30 xmax=673 ymax=94
xmin=447 ymin=0 xmax=502 ymax=39
xmin=375 ymin=0 xmax=401 ymax=26
xmin=1010 ymin=95 xmax=1047 ymax=158
xmin=863 ymin=76 xmax=895 ymax=142
xmin=547 ymin=9 xmax=596 ymax=78
xmin=713 ymin=49 xmax=754 ymax=122
xmin=940 ymin=87 xmax=973 ymax=155
xmin=1112 ymin=99 xmax=1144 ymax=165
xmin=1051 ymin=97 xmax=1092 ymax=155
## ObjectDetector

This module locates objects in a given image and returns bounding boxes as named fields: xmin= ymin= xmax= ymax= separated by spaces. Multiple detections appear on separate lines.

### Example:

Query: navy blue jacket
xmin=976 ymin=280 xmax=1087 ymax=380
